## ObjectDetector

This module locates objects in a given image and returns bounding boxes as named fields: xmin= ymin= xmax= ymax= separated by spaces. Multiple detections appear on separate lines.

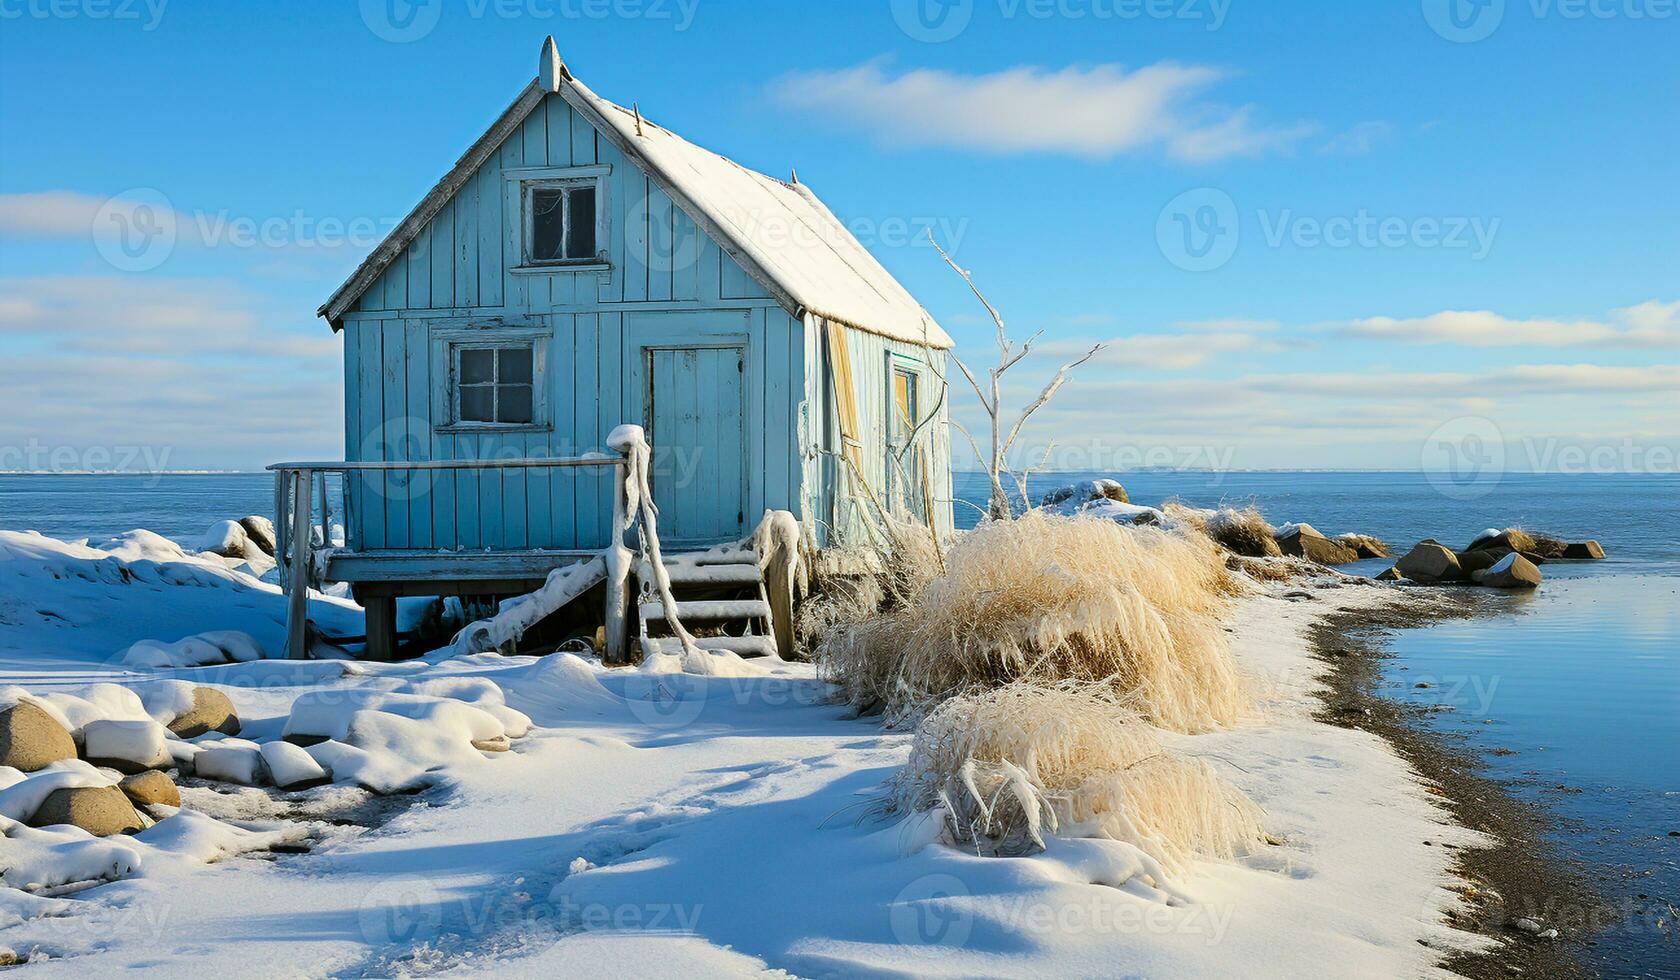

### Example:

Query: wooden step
xmin=638 ymin=561 xmax=763 ymax=586
xmin=639 ymin=598 xmax=771 ymax=622
xmin=641 ymin=635 xmax=779 ymax=658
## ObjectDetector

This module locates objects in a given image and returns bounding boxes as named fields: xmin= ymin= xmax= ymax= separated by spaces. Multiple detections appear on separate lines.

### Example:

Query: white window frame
xmin=504 ymin=165 xmax=611 ymax=273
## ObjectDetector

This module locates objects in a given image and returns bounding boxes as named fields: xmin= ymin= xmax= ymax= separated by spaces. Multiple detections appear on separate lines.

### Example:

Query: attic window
xmin=524 ymin=181 xmax=598 ymax=265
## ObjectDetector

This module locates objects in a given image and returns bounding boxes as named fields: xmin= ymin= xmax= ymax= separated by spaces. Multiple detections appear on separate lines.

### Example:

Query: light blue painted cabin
xmin=306 ymin=39 xmax=954 ymax=654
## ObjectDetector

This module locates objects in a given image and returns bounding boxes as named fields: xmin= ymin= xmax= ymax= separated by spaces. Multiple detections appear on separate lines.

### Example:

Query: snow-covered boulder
xmin=237 ymin=516 xmax=277 ymax=556
xmin=259 ymin=741 xmax=328 ymax=790
xmin=0 ymin=700 xmax=77 ymax=772
xmin=193 ymin=740 xmax=266 ymax=785
xmin=81 ymin=719 xmax=172 ymax=773
xmin=302 ymin=739 xmax=424 ymax=795
xmin=1041 ymin=479 xmax=1129 ymax=507
xmin=29 ymin=785 xmax=144 ymax=837
xmin=118 ymin=770 xmax=180 ymax=809
xmin=159 ymin=686 xmax=240 ymax=738
xmin=284 ymin=690 xmax=506 ymax=746
xmin=120 ymin=631 xmax=267 ymax=670
xmin=396 ymin=678 xmax=532 ymax=739
xmin=198 ymin=520 xmax=256 ymax=559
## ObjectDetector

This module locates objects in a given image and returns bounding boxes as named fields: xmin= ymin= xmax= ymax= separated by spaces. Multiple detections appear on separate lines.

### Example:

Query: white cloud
xmin=1319 ymin=120 xmax=1395 ymax=156
xmin=770 ymin=61 xmax=1314 ymax=162
xmin=0 ymin=191 xmax=112 ymax=236
xmin=1338 ymin=300 xmax=1680 ymax=348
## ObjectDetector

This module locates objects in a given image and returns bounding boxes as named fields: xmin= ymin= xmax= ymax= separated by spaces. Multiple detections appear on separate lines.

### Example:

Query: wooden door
xmin=644 ymin=345 xmax=747 ymax=546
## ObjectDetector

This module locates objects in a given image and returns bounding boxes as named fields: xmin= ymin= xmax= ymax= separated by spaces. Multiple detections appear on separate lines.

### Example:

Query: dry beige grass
xmin=819 ymin=511 xmax=1249 ymax=732
xmin=893 ymin=682 xmax=1266 ymax=865
xmin=1164 ymin=502 xmax=1281 ymax=558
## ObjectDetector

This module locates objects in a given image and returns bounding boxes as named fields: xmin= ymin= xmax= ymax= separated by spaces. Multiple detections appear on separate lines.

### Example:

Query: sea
xmin=1 ymin=469 xmax=1675 ymax=975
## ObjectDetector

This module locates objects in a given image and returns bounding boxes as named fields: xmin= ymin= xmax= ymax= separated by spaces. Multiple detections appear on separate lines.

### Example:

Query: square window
xmin=452 ymin=342 xmax=540 ymax=427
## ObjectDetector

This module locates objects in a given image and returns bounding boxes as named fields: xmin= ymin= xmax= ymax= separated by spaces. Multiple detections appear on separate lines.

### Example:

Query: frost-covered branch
xmin=929 ymin=230 xmax=1103 ymax=520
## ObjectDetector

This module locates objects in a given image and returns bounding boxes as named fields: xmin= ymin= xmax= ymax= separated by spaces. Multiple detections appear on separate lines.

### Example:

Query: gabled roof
xmin=319 ymin=39 xmax=952 ymax=350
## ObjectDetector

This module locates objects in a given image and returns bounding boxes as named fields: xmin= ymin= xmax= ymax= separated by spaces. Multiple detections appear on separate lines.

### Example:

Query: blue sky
xmin=1 ymin=0 xmax=1675 ymax=473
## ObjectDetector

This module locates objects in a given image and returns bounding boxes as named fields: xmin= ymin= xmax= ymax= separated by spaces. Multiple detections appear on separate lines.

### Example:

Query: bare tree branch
xmin=1000 ymin=344 xmax=1103 ymax=458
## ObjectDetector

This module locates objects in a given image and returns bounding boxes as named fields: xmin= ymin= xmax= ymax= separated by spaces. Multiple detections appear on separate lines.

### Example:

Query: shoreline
xmin=1307 ymin=585 xmax=1603 ymax=980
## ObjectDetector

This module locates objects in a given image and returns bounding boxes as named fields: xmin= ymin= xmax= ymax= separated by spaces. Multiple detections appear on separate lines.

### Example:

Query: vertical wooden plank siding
xmin=379 ymin=320 xmax=409 ymax=548
xmin=404 ymin=323 xmax=434 ymax=549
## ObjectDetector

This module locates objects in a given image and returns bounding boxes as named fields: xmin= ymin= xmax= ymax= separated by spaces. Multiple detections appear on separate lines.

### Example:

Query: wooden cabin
xmin=292 ymin=38 xmax=955 ymax=658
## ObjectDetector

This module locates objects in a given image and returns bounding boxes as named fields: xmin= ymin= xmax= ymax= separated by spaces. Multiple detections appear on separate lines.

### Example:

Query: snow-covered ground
xmin=0 ymin=527 xmax=1489 ymax=977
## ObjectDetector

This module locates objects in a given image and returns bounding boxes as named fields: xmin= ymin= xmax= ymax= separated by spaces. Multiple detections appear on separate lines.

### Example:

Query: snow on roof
xmin=321 ymin=45 xmax=951 ymax=350
xmin=569 ymin=79 xmax=952 ymax=349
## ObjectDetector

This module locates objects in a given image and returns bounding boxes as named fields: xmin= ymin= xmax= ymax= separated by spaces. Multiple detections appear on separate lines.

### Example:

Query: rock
xmin=238 ymin=515 xmax=277 ymax=556
xmin=471 ymin=736 xmax=511 ymax=753
xmin=118 ymin=770 xmax=180 ymax=809
xmin=1456 ymin=548 xmax=1504 ymax=577
xmin=1277 ymin=524 xmax=1360 ymax=565
xmin=1376 ymin=566 xmax=1403 ymax=582
xmin=164 ymin=687 xmax=240 ymax=738
xmin=28 ymin=785 xmax=144 ymax=836
xmin=260 ymin=741 xmax=329 ymax=789
xmin=1040 ymin=479 xmax=1128 ymax=507
xmin=1480 ymin=553 xmax=1542 ymax=589
xmin=1563 ymin=540 xmax=1605 ymax=560
xmin=195 ymin=743 xmax=266 ymax=785
xmin=1204 ymin=509 xmax=1281 ymax=558
xmin=81 ymin=718 xmax=172 ymax=773
xmin=198 ymin=519 xmax=255 ymax=559
xmin=1335 ymin=533 xmax=1389 ymax=559
xmin=0 ymin=700 xmax=78 ymax=772
xmin=1465 ymin=528 xmax=1537 ymax=555
xmin=1397 ymin=543 xmax=1463 ymax=583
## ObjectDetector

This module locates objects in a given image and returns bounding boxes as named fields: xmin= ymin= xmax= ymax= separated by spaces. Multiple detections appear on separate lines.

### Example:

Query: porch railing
xmin=265 ymin=453 xmax=630 ymax=661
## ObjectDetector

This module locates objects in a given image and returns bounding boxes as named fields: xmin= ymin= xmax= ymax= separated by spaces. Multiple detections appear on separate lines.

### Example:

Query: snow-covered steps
xmin=634 ymin=546 xmax=779 ymax=660
xmin=638 ymin=599 xmax=772 ymax=622
xmin=640 ymin=635 xmax=779 ymax=657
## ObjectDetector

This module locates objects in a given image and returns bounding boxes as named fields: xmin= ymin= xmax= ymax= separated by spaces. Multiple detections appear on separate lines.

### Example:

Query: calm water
xmin=2 ymin=470 xmax=1676 ymax=972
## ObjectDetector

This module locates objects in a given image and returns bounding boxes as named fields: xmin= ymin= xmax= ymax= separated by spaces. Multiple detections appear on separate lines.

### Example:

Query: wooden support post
xmin=603 ymin=458 xmax=631 ymax=665
xmin=363 ymin=595 xmax=399 ymax=663
xmin=285 ymin=469 xmax=312 ymax=660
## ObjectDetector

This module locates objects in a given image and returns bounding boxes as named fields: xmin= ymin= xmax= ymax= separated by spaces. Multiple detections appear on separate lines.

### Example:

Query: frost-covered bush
xmin=892 ymin=683 xmax=1265 ymax=865
xmin=819 ymin=511 xmax=1248 ymax=732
